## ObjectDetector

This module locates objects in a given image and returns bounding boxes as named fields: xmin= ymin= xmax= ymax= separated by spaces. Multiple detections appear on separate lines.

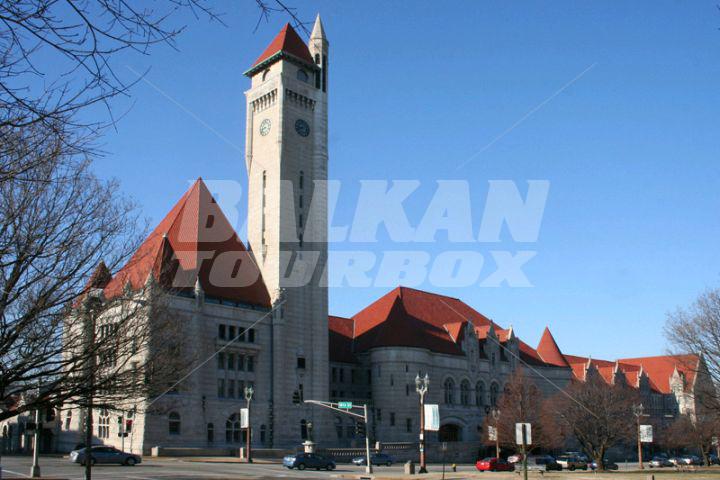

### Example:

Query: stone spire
xmin=310 ymin=14 xmax=327 ymax=41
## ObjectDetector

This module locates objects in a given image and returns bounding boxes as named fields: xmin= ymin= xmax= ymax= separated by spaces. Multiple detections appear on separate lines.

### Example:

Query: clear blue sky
xmin=91 ymin=0 xmax=720 ymax=360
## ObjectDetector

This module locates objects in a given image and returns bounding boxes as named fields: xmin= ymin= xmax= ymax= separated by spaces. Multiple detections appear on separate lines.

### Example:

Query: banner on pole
xmin=424 ymin=404 xmax=440 ymax=431
xmin=640 ymin=425 xmax=653 ymax=443
xmin=515 ymin=423 xmax=532 ymax=445
xmin=240 ymin=408 xmax=249 ymax=428
xmin=488 ymin=425 xmax=497 ymax=441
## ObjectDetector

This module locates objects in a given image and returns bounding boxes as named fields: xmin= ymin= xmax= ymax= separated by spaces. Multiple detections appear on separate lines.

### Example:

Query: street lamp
xmin=244 ymin=385 xmax=254 ymax=463
xmin=485 ymin=406 xmax=500 ymax=459
xmin=415 ymin=373 xmax=430 ymax=474
xmin=632 ymin=403 xmax=645 ymax=470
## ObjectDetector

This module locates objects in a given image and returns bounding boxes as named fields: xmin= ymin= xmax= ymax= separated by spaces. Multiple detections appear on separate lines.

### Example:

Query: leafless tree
xmin=664 ymin=413 xmax=720 ymax=466
xmin=0 ymin=0 xmax=306 ymax=182
xmin=482 ymin=369 xmax=558 ymax=455
xmin=543 ymin=374 xmax=638 ymax=470
xmin=665 ymin=289 xmax=720 ymax=412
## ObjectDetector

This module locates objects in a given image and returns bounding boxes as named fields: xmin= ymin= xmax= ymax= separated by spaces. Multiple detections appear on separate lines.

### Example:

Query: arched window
xmin=168 ymin=412 xmax=181 ymax=435
xmin=490 ymin=382 xmax=499 ymax=407
xmin=444 ymin=378 xmax=455 ymax=405
xmin=315 ymin=53 xmax=320 ymax=65
xmin=296 ymin=69 xmax=309 ymax=83
xmin=207 ymin=423 xmax=214 ymax=443
xmin=300 ymin=419 xmax=308 ymax=440
xmin=460 ymin=380 xmax=470 ymax=406
xmin=475 ymin=382 xmax=485 ymax=407
xmin=262 ymin=69 xmax=270 ymax=81
xmin=65 ymin=410 xmax=72 ymax=430
xmin=226 ymin=414 xmax=241 ymax=443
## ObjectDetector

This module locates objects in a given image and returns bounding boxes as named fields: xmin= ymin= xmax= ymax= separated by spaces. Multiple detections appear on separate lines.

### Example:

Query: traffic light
xmin=355 ymin=421 xmax=366 ymax=437
xmin=292 ymin=390 xmax=301 ymax=404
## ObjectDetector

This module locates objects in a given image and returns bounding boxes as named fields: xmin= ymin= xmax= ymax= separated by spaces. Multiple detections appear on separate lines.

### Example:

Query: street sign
xmin=640 ymin=424 xmax=653 ymax=443
xmin=338 ymin=401 xmax=353 ymax=409
xmin=424 ymin=404 xmax=440 ymax=431
xmin=240 ymin=408 xmax=249 ymax=428
xmin=488 ymin=425 xmax=497 ymax=441
xmin=515 ymin=423 xmax=532 ymax=445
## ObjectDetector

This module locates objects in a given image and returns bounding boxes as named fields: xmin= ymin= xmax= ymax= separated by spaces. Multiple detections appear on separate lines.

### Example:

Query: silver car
xmin=70 ymin=446 xmax=142 ymax=466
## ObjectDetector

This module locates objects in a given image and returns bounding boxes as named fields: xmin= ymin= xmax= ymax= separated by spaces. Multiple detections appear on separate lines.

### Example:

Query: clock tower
xmin=244 ymin=16 xmax=329 ymax=446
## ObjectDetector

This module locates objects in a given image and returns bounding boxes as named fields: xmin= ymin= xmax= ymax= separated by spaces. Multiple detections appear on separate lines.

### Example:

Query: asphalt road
xmin=1 ymin=456 xmax=474 ymax=479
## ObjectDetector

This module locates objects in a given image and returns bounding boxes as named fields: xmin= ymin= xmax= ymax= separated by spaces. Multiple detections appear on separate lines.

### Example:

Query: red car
xmin=476 ymin=457 xmax=515 ymax=472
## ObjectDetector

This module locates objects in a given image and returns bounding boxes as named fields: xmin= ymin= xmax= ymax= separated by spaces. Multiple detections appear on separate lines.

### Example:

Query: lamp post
xmin=415 ymin=373 xmax=430 ymax=474
xmin=632 ymin=403 xmax=644 ymax=470
xmin=244 ymin=385 xmax=254 ymax=463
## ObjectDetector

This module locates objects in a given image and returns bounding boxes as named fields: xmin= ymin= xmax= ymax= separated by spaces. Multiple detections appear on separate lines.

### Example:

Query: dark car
xmin=351 ymin=453 xmax=394 ymax=466
xmin=283 ymin=453 xmax=336 ymax=471
xmin=476 ymin=457 xmax=515 ymax=472
xmin=650 ymin=455 xmax=674 ymax=468
xmin=590 ymin=459 xmax=619 ymax=470
xmin=69 ymin=446 xmax=141 ymax=466
xmin=526 ymin=455 xmax=562 ymax=471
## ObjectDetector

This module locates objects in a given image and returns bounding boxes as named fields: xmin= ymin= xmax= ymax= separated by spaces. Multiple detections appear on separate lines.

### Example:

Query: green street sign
xmin=338 ymin=401 xmax=353 ymax=409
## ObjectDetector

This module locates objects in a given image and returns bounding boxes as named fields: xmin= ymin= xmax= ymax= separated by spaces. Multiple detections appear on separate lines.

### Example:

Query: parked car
xmin=508 ymin=453 xmax=524 ymax=464
xmin=283 ymin=453 xmax=336 ymax=471
xmin=556 ymin=455 xmax=588 ymax=471
xmin=525 ymin=455 xmax=562 ymax=471
xmin=69 ymin=446 xmax=141 ymax=466
xmin=590 ymin=459 xmax=618 ymax=470
xmin=476 ymin=457 xmax=515 ymax=472
xmin=650 ymin=456 xmax=674 ymax=468
xmin=563 ymin=451 xmax=590 ymax=463
xmin=668 ymin=456 xmax=683 ymax=466
xmin=680 ymin=455 xmax=702 ymax=465
xmin=351 ymin=453 xmax=394 ymax=466
xmin=708 ymin=454 xmax=720 ymax=465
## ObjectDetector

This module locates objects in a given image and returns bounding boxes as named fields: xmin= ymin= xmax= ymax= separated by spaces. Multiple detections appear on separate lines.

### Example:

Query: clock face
xmin=295 ymin=119 xmax=310 ymax=137
xmin=259 ymin=119 xmax=271 ymax=136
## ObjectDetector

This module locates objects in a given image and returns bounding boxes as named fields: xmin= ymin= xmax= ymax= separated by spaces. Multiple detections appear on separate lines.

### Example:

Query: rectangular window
xmin=351 ymin=370 xmax=357 ymax=384
xmin=218 ymin=324 xmax=226 ymax=340
xmin=238 ymin=380 xmax=245 ymax=395
xmin=376 ymin=409 xmax=382 ymax=423
xmin=227 ymin=353 xmax=235 ymax=370
xmin=339 ymin=368 xmax=344 ymax=383
xmin=247 ymin=356 xmax=255 ymax=372
xmin=297 ymin=357 xmax=306 ymax=369
xmin=390 ymin=413 xmax=395 ymax=426
xmin=228 ymin=379 xmax=235 ymax=398
xmin=228 ymin=325 xmax=236 ymax=340
xmin=239 ymin=329 xmax=246 ymax=342
xmin=217 ymin=352 xmax=225 ymax=370
xmin=248 ymin=328 xmax=255 ymax=343
xmin=238 ymin=355 xmax=245 ymax=371
xmin=217 ymin=379 xmax=225 ymax=398
xmin=332 ymin=368 xmax=337 ymax=383
xmin=406 ymin=418 xmax=412 ymax=433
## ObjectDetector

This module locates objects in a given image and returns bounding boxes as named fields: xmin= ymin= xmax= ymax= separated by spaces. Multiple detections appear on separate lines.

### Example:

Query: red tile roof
xmin=334 ymin=286 xmax=563 ymax=369
xmin=248 ymin=23 xmax=314 ymax=73
xmin=352 ymin=287 xmax=495 ymax=356
xmin=103 ymin=179 xmax=270 ymax=308
xmin=562 ymin=352 xmax=700 ymax=394
xmin=619 ymin=354 xmax=699 ymax=394
xmin=536 ymin=327 xmax=570 ymax=367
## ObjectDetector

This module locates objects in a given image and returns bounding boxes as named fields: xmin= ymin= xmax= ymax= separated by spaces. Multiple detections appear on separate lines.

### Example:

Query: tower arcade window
xmin=262 ymin=69 xmax=270 ymax=81
xmin=296 ymin=69 xmax=309 ymax=83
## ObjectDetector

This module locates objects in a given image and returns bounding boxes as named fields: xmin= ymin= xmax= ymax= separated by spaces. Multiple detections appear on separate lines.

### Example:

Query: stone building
xmin=14 ymin=17 xmax=708 ymax=457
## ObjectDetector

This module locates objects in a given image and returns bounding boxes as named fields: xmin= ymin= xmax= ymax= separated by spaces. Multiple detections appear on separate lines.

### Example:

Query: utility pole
xmin=415 ymin=373 xmax=429 ymax=474
xmin=521 ymin=424 xmax=528 ymax=480
xmin=633 ymin=404 xmax=645 ymax=470
xmin=363 ymin=404 xmax=372 ymax=475
xmin=244 ymin=385 xmax=254 ymax=463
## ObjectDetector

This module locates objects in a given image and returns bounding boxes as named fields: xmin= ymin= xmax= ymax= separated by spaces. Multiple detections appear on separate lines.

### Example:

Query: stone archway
xmin=438 ymin=423 xmax=462 ymax=442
